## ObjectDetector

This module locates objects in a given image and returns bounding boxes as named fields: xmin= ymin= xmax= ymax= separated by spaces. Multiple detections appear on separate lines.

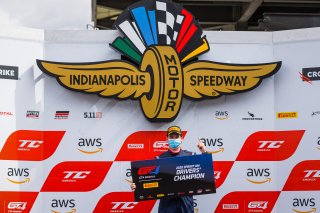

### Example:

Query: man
xmin=131 ymin=125 xmax=207 ymax=213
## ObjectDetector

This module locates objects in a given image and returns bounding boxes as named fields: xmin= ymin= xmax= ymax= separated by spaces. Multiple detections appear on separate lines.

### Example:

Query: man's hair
xmin=167 ymin=125 xmax=182 ymax=136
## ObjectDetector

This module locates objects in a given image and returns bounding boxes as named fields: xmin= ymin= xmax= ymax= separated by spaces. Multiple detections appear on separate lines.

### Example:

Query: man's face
xmin=167 ymin=133 xmax=182 ymax=150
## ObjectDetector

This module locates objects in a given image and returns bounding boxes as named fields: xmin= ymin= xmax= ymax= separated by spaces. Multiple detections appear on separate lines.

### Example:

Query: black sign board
xmin=131 ymin=154 xmax=216 ymax=201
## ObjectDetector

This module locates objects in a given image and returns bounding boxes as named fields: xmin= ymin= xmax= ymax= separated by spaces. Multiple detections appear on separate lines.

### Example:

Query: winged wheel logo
xmin=37 ymin=0 xmax=281 ymax=122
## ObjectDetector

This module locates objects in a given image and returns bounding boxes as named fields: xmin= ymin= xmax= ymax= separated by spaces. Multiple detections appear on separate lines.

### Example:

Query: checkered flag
xmin=156 ymin=1 xmax=177 ymax=45
xmin=172 ymin=13 xmax=184 ymax=46
xmin=111 ymin=0 xmax=209 ymax=64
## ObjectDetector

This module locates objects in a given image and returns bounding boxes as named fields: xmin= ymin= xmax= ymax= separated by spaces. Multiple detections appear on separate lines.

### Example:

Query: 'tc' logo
xmin=283 ymin=160 xmax=320 ymax=191
xmin=36 ymin=0 xmax=281 ymax=122
xmin=93 ymin=192 xmax=156 ymax=213
xmin=41 ymin=161 xmax=112 ymax=192
xmin=0 ymin=130 xmax=65 ymax=161
xmin=19 ymin=140 xmax=43 ymax=148
xmin=63 ymin=171 xmax=91 ymax=179
xmin=236 ymin=130 xmax=305 ymax=161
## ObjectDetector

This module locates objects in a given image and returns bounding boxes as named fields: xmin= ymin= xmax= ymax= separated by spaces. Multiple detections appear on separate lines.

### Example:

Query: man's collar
xmin=168 ymin=147 xmax=181 ymax=154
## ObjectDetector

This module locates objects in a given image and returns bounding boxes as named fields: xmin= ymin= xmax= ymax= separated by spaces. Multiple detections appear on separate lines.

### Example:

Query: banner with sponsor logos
xmin=131 ymin=154 xmax=215 ymax=201
xmin=1 ymin=15 xmax=320 ymax=213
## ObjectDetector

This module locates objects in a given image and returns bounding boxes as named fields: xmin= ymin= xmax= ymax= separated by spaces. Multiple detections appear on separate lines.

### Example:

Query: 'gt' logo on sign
xmin=63 ymin=171 xmax=91 ymax=179
xmin=138 ymin=166 xmax=160 ymax=175
xmin=8 ymin=202 xmax=27 ymax=210
xmin=153 ymin=141 xmax=168 ymax=148
xmin=248 ymin=201 xmax=268 ymax=209
xmin=304 ymin=170 xmax=320 ymax=178
xmin=258 ymin=141 xmax=284 ymax=149
xmin=19 ymin=140 xmax=43 ymax=148
xmin=111 ymin=202 xmax=138 ymax=210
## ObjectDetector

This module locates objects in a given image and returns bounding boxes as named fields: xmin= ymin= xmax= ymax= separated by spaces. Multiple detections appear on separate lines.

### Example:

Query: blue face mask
xmin=168 ymin=138 xmax=181 ymax=149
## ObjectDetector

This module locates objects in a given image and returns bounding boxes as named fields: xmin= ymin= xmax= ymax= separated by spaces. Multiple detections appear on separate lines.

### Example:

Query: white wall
xmin=0 ymin=27 xmax=319 ymax=213
xmin=0 ymin=0 xmax=92 ymax=29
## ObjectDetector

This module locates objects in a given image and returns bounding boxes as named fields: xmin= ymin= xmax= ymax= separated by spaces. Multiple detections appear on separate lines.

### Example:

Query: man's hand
xmin=197 ymin=139 xmax=206 ymax=153
xmin=125 ymin=179 xmax=136 ymax=191
xmin=130 ymin=183 xmax=136 ymax=191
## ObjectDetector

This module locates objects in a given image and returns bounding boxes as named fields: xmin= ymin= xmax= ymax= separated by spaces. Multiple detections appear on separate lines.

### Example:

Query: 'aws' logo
xmin=6 ymin=168 xmax=30 ymax=184
xmin=199 ymin=138 xmax=224 ymax=154
xmin=215 ymin=111 xmax=229 ymax=120
xmin=36 ymin=0 xmax=281 ymax=122
xmin=77 ymin=138 xmax=103 ymax=154
xmin=292 ymin=198 xmax=316 ymax=213
xmin=51 ymin=199 xmax=76 ymax=213
xmin=246 ymin=168 xmax=271 ymax=184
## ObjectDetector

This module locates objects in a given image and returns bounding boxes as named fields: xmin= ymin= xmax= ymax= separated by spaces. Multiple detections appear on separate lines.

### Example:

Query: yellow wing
xmin=183 ymin=61 xmax=281 ymax=99
xmin=37 ymin=60 xmax=151 ymax=99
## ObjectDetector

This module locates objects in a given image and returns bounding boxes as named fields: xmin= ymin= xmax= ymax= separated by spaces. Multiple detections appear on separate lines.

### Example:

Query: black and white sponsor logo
xmin=199 ymin=138 xmax=223 ymax=147
xmin=199 ymin=138 xmax=224 ymax=154
xmin=223 ymin=204 xmax=239 ymax=209
xmin=0 ymin=65 xmax=19 ymax=80
xmin=127 ymin=144 xmax=144 ymax=149
xmin=293 ymin=198 xmax=315 ymax=208
xmin=215 ymin=111 xmax=229 ymax=120
xmin=242 ymin=112 xmax=263 ymax=121
xmin=55 ymin=111 xmax=69 ymax=119
xmin=26 ymin=111 xmax=40 ymax=119
xmin=302 ymin=67 xmax=320 ymax=82
xmin=51 ymin=199 xmax=76 ymax=212
xmin=311 ymin=111 xmax=320 ymax=117
xmin=247 ymin=168 xmax=270 ymax=178
xmin=78 ymin=138 xmax=102 ymax=147
xmin=84 ymin=112 xmax=102 ymax=118
xmin=292 ymin=197 xmax=317 ymax=213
